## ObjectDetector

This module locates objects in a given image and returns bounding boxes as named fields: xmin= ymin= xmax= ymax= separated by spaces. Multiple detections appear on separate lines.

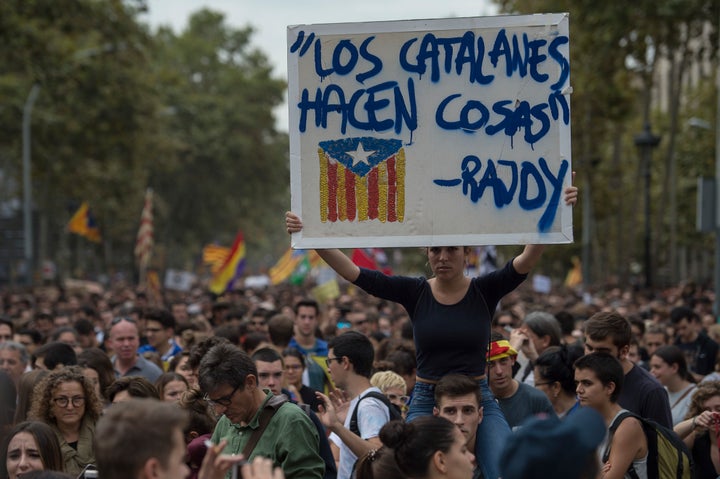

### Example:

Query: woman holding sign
xmin=285 ymin=179 xmax=576 ymax=479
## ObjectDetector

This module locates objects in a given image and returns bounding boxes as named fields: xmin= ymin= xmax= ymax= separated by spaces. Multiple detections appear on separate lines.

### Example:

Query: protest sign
xmin=288 ymin=13 xmax=572 ymax=248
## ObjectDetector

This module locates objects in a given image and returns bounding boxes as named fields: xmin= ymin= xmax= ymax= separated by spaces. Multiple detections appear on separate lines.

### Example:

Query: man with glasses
xmin=200 ymin=342 xmax=324 ymax=479
xmin=137 ymin=308 xmax=182 ymax=371
xmin=107 ymin=317 xmax=162 ymax=382
xmin=316 ymin=331 xmax=392 ymax=479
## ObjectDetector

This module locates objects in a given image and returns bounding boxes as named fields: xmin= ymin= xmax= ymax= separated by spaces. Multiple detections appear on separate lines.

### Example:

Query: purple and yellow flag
xmin=209 ymin=232 xmax=246 ymax=294
xmin=67 ymin=202 xmax=101 ymax=243
xmin=318 ymin=137 xmax=405 ymax=223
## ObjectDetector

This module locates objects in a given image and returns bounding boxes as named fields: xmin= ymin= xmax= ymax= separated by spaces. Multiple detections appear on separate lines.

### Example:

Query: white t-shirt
xmin=329 ymin=386 xmax=390 ymax=479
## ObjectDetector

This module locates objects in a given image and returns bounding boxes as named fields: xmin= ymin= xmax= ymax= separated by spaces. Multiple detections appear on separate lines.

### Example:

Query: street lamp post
xmin=634 ymin=123 xmax=661 ymax=289
xmin=22 ymin=84 xmax=40 ymax=285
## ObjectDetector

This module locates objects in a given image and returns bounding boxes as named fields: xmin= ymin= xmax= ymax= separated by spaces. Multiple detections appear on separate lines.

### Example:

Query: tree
xmin=148 ymin=9 xmax=289 ymax=270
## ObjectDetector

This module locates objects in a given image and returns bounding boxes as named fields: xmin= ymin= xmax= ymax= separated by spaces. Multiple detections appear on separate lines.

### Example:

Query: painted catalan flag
xmin=67 ymin=202 xmax=101 ymax=243
xmin=209 ymin=232 xmax=246 ymax=294
xmin=318 ymin=137 xmax=405 ymax=223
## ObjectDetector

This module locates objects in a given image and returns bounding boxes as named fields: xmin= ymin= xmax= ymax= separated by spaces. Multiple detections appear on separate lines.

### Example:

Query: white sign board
xmin=288 ymin=13 xmax=572 ymax=248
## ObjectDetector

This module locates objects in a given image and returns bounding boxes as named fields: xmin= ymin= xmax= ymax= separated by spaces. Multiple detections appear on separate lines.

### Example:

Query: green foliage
xmin=0 ymin=2 xmax=290 ymax=278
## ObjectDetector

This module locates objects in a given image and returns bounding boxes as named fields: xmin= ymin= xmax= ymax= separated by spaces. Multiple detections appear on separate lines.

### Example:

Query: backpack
xmin=603 ymin=411 xmax=694 ymax=479
xmin=348 ymin=391 xmax=402 ymax=437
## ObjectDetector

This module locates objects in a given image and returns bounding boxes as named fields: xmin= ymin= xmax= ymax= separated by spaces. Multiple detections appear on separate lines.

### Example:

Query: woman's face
xmin=163 ymin=380 xmax=188 ymax=402
xmin=82 ymin=367 xmax=102 ymax=401
xmin=283 ymin=356 xmax=304 ymax=387
xmin=444 ymin=427 xmax=476 ymax=479
xmin=702 ymin=395 xmax=720 ymax=413
xmin=649 ymin=355 xmax=676 ymax=386
xmin=175 ymin=356 xmax=198 ymax=389
xmin=6 ymin=431 xmax=44 ymax=479
xmin=427 ymin=246 xmax=467 ymax=280
xmin=50 ymin=380 xmax=86 ymax=431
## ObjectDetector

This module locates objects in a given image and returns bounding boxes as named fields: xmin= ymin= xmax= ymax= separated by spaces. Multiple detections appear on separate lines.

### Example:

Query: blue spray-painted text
xmin=433 ymin=156 xmax=569 ymax=232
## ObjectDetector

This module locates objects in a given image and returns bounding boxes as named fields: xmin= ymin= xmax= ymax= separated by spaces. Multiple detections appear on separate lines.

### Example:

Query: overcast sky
xmin=142 ymin=1 xmax=499 ymax=130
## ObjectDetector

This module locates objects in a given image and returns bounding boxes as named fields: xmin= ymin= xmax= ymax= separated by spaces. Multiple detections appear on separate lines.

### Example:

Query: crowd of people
xmin=3 ymin=197 xmax=720 ymax=477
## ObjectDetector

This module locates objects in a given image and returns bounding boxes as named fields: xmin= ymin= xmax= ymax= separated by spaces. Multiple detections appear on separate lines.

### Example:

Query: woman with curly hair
xmin=28 ymin=366 xmax=102 ymax=476
xmin=674 ymin=380 xmax=720 ymax=478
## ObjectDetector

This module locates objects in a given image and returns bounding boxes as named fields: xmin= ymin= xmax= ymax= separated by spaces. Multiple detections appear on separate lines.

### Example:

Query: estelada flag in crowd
xmin=565 ymin=256 xmax=583 ymax=287
xmin=134 ymin=189 xmax=154 ymax=270
xmin=67 ymin=202 xmax=101 ymax=243
xmin=317 ymin=137 xmax=405 ymax=223
xmin=209 ymin=232 xmax=246 ymax=294
xmin=269 ymin=248 xmax=322 ymax=285
xmin=202 ymin=244 xmax=231 ymax=273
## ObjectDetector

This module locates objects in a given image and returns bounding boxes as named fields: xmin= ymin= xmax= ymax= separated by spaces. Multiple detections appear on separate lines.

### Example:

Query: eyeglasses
xmin=325 ymin=357 xmax=344 ymax=367
xmin=204 ymin=385 xmax=240 ymax=407
xmin=386 ymin=393 xmax=410 ymax=404
xmin=53 ymin=396 xmax=85 ymax=408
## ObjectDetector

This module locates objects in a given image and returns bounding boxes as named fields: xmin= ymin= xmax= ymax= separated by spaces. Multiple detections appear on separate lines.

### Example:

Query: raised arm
xmin=512 ymin=173 xmax=578 ymax=275
xmin=285 ymin=211 xmax=360 ymax=282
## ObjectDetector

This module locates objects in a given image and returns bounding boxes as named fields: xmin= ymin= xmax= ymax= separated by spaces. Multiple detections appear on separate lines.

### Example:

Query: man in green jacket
xmin=199 ymin=342 xmax=325 ymax=479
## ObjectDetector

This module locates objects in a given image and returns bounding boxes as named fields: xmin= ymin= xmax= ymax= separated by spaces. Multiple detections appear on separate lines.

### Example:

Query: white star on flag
xmin=348 ymin=142 xmax=375 ymax=169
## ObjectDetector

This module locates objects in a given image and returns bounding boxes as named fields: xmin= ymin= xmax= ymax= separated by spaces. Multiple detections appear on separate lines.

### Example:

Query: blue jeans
xmin=407 ymin=378 xmax=510 ymax=479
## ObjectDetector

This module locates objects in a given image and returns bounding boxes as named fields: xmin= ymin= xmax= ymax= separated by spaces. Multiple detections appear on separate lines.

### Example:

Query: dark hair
xmin=50 ymin=326 xmax=79 ymax=343
xmin=651 ymin=345 xmax=696 ymax=383
xmin=268 ymin=313 xmax=295 ymax=347
xmin=583 ymin=311 xmax=632 ymax=349
xmin=0 ymin=421 xmax=63 ymax=477
xmin=294 ymin=299 xmax=319 ymax=316
xmin=251 ymin=347 xmax=283 ymax=364
xmin=29 ymin=366 xmax=103 ymax=424
xmin=354 ymin=446 xmax=406 ymax=479
xmin=329 ymin=331 xmax=374 ymax=378
xmin=574 ymin=352 xmax=624 ymax=402
xmin=0 ymin=370 xmax=15 ymax=429
xmin=199 ymin=342 xmax=257 ymax=394
xmin=155 ymin=372 xmax=189 ymax=399
xmin=0 ymin=317 xmax=14 ymax=335
xmin=143 ymin=308 xmax=177 ymax=332
xmin=178 ymin=388 xmax=217 ymax=439
xmin=95 ymin=399 xmax=189 ymax=479
xmin=213 ymin=324 xmax=241 ymax=345
xmin=523 ymin=311 xmax=562 ymax=347
xmin=73 ymin=318 xmax=95 ymax=337
xmin=168 ymin=350 xmax=191 ymax=372
xmin=14 ymin=369 xmax=49 ymax=424
xmin=34 ymin=342 xmax=77 ymax=369
xmin=670 ymin=306 xmax=698 ymax=325
xmin=77 ymin=348 xmax=115 ymax=400
xmin=434 ymin=374 xmax=481 ymax=406
xmin=384 ymin=349 xmax=416 ymax=377
xmin=187 ymin=336 xmax=231 ymax=371
xmin=282 ymin=347 xmax=306 ymax=369
xmin=105 ymin=376 xmax=160 ymax=402
xmin=535 ymin=344 xmax=584 ymax=395
xmin=554 ymin=311 xmax=575 ymax=336
xmin=380 ymin=416 xmax=458 ymax=477
xmin=16 ymin=328 xmax=43 ymax=346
